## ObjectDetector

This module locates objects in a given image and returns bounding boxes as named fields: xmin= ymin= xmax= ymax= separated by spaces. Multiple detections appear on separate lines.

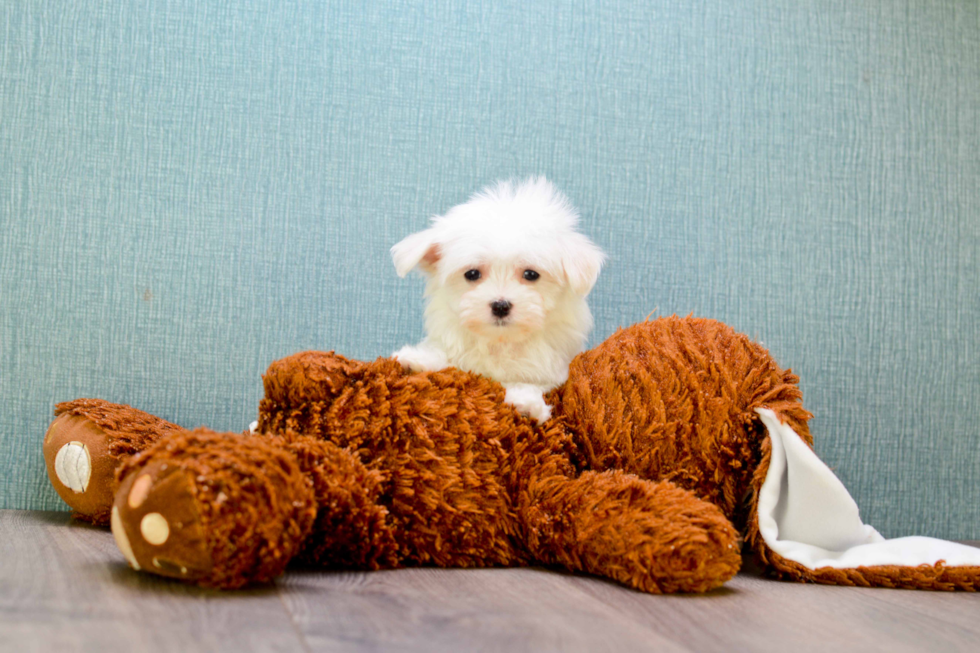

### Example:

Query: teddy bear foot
xmin=43 ymin=412 xmax=118 ymax=525
xmin=523 ymin=472 xmax=742 ymax=593
xmin=111 ymin=460 xmax=214 ymax=581
xmin=43 ymin=399 xmax=187 ymax=525
xmin=110 ymin=429 xmax=318 ymax=588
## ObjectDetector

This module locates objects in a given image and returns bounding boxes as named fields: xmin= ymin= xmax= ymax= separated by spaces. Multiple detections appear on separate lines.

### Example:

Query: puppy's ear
xmin=562 ymin=234 xmax=606 ymax=296
xmin=391 ymin=228 xmax=441 ymax=278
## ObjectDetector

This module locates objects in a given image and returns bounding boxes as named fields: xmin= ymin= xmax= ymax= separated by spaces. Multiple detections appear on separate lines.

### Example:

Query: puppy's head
xmin=391 ymin=178 xmax=605 ymax=342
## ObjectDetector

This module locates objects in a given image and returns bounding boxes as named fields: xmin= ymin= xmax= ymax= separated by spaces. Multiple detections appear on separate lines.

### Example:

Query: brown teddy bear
xmin=42 ymin=316 xmax=980 ymax=592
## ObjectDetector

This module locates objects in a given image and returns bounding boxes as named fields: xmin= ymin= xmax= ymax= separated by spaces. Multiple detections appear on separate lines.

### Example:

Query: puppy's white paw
xmin=392 ymin=344 xmax=448 ymax=373
xmin=504 ymin=384 xmax=552 ymax=422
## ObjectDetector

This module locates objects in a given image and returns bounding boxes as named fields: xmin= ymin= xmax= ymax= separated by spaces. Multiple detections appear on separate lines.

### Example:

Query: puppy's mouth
xmin=471 ymin=317 xmax=535 ymax=343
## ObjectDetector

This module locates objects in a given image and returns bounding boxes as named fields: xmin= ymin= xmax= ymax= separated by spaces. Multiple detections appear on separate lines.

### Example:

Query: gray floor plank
xmin=277 ymin=566 xmax=686 ymax=653
xmin=0 ymin=511 xmax=307 ymax=653
xmin=2 ymin=510 xmax=979 ymax=653
xmin=573 ymin=557 xmax=980 ymax=653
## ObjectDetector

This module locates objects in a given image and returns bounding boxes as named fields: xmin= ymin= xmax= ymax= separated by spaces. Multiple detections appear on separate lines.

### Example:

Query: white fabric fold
xmin=755 ymin=408 xmax=980 ymax=569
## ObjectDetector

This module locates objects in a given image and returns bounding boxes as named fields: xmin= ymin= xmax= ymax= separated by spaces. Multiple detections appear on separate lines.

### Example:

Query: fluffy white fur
xmin=391 ymin=177 xmax=605 ymax=421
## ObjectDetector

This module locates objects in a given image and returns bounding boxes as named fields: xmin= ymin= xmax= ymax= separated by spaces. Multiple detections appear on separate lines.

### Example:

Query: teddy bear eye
xmin=523 ymin=269 xmax=540 ymax=282
xmin=464 ymin=269 xmax=481 ymax=282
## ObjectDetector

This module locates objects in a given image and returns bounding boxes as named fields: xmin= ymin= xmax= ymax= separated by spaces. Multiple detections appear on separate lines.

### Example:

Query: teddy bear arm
xmin=519 ymin=470 xmax=742 ymax=594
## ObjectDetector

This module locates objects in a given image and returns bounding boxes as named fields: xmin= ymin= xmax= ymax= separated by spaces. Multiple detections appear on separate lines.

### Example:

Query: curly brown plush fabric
xmin=553 ymin=317 xmax=812 ymax=527
xmin=255 ymin=348 xmax=741 ymax=592
xmin=55 ymin=398 xmax=185 ymax=459
xmin=44 ymin=315 xmax=975 ymax=592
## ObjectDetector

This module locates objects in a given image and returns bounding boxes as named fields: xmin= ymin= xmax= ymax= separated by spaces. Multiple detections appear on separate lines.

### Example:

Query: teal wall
xmin=2 ymin=0 xmax=978 ymax=539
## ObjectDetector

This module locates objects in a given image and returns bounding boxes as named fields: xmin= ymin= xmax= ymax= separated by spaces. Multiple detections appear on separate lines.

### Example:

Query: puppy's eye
xmin=464 ymin=269 xmax=481 ymax=282
xmin=523 ymin=269 xmax=540 ymax=282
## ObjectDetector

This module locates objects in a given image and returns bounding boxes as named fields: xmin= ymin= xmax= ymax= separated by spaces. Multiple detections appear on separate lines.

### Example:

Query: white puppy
xmin=391 ymin=177 xmax=605 ymax=422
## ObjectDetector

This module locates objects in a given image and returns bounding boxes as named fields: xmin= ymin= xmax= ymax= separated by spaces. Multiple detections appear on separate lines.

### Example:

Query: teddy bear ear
xmin=391 ymin=228 xmax=441 ymax=278
xmin=561 ymin=233 xmax=606 ymax=296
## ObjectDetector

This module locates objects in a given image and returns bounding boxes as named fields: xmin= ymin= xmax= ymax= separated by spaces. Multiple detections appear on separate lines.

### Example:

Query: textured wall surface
xmin=1 ymin=0 xmax=978 ymax=538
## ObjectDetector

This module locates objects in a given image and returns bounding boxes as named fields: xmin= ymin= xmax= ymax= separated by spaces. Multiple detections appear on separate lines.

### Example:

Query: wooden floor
xmin=2 ymin=510 xmax=978 ymax=653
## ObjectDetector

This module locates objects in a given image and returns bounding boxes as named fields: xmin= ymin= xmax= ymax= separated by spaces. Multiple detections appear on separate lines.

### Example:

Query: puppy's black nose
xmin=490 ymin=300 xmax=512 ymax=318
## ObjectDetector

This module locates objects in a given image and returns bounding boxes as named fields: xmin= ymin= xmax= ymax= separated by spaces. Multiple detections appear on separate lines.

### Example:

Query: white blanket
xmin=755 ymin=408 xmax=980 ymax=569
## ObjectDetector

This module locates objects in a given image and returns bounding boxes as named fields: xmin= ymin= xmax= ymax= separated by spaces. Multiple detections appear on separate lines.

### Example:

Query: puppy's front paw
xmin=392 ymin=344 xmax=447 ymax=373
xmin=504 ymin=385 xmax=552 ymax=423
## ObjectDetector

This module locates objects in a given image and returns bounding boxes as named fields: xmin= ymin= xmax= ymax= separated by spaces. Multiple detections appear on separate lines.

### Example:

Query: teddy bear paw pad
xmin=53 ymin=441 xmax=91 ymax=492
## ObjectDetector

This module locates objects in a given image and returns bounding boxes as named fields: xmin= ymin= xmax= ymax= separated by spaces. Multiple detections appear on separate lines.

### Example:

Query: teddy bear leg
xmin=109 ymin=429 xmax=318 ymax=588
xmin=109 ymin=430 xmax=400 ymax=587
xmin=521 ymin=470 xmax=742 ymax=593
xmin=43 ymin=399 xmax=184 ymax=525
xmin=283 ymin=438 xmax=402 ymax=570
